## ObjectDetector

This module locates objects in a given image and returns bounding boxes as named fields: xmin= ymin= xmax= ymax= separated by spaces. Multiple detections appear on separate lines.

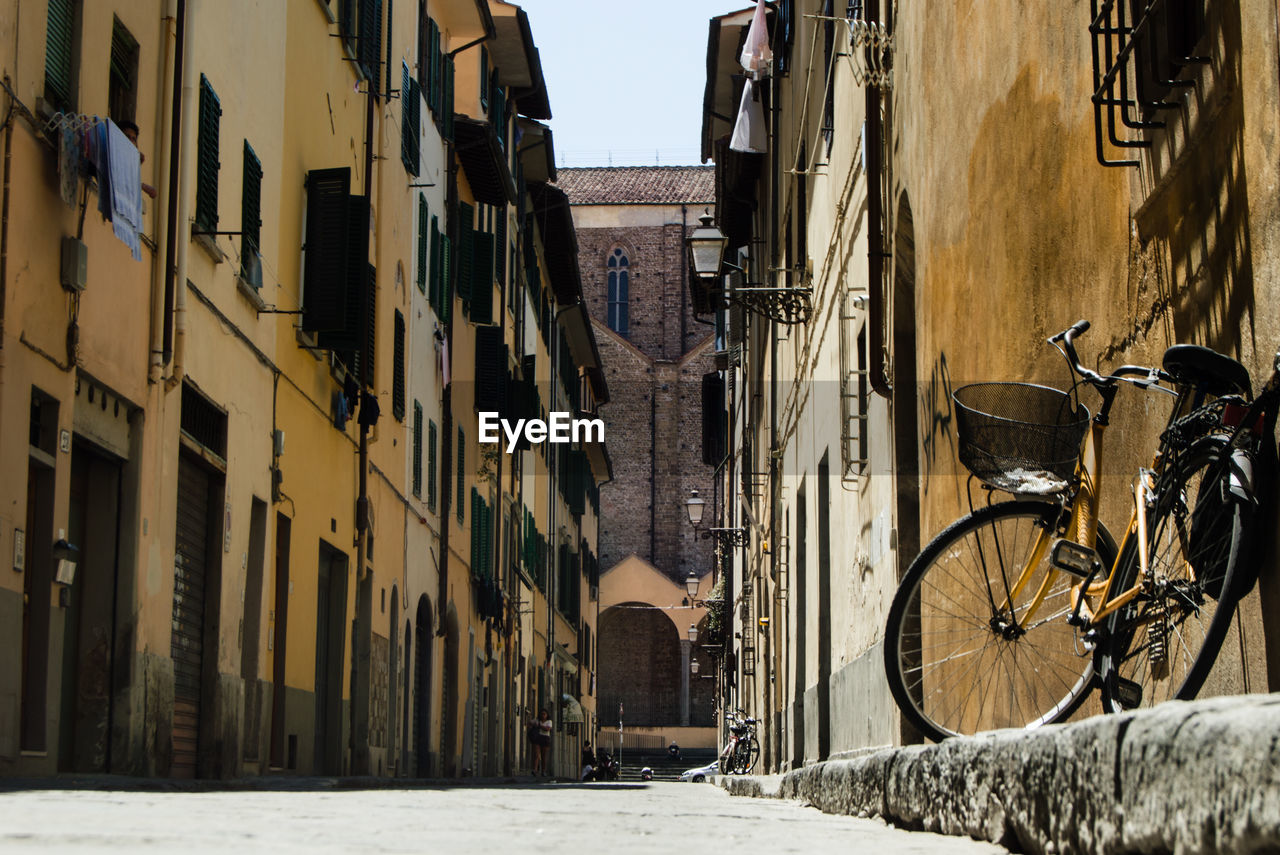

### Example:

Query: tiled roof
xmin=554 ymin=166 xmax=715 ymax=205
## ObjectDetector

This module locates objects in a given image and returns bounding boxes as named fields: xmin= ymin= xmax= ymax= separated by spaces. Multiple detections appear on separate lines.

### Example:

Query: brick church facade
xmin=556 ymin=167 xmax=719 ymax=735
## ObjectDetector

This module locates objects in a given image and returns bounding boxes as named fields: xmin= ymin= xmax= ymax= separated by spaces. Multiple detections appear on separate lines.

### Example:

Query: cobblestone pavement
xmin=0 ymin=779 xmax=1006 ymax=854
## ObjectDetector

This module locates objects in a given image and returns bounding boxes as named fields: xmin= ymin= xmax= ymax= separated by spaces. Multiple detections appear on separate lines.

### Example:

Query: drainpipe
xmin=866 ymin=0 xmax=890 ymax=399
xmin=680 ymin=205 xmax=688 ymax=352
xmin=149 ymin=0 xmax=179 ymax=383
xmin=167 ymin=0 xmax=197 ymax=390
xmin=438 ymin=148 xmax=458 ymax=644
xmin=1 ymin=82 xmax=12 ymax=362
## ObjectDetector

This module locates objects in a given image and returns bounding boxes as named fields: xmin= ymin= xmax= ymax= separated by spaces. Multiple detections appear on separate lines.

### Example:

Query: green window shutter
xmin=392 ymin=310 xmax=405 ymax=421
xmin=494 ymin=211 xmax=507 ymax=289
xmin=302 ymin=168 xmax=351 ymax=333
xmin=470 ymin=488 xmax=479 ymax=571
xmin=241 ymin=141 xmax=263 ymax=285
xmin=474 ymin=326 xmax=507 ymax=415
xmin=457 ymin=202 xmax=474 ymax=306
xmin=427 ymin=419 xmax=438 ymax=511
xmin=443 ymin=56 xmax=455 ymax=141
xmin=478 ymin=46 xmax=489 ymax=111
xmin=412 ymin=401 xmax=423 ymax=497
xmin=440 ymin=232 xmax=452 ymax=325
xmin=417 ymin=193 xmax=428 ymax=295
xmin=456 ymin=427 xmax=464 ymax=523
xmin=428 ymin=19 xmax=441 ymax=116
xmin=359 ymin=0 xmax=382 ymax=89
xmin=569 ymin=449 xmax=585 ymax=516
xmin=492 ymin=83 xmax=505 ymax=149
xmin=44 ymin=0 xmax=75 ymax=111
xmin=483 ymin=499 xmax=493 ymax=578
xmin=429 ymin=220 xmax=440 ymax=315
xmin=401 ymin=64 xmax=419 ymax=175
xmin=196 ymin=74 xmax=222 ymax=234
xmin=317 ymin=193 xmax=368 ymax=354
xmin=470 ymin=230 xmax=494 ymax=325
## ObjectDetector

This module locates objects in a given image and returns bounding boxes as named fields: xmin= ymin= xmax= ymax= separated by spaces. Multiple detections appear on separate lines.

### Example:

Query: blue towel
xmin=105 ymin=119 xmax=142 ymax=261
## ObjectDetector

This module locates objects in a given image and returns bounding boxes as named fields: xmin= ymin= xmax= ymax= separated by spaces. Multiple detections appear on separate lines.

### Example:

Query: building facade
xmin=554 ymin=166 xmax=720 ymax=750
xmin=0 ymin=0 xmax=607 ymax=781
xmin=699 ymin=0 xmax=1280 ymax=771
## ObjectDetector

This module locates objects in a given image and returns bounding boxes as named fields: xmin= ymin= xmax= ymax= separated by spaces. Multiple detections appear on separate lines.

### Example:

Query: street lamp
xmin=686 ymin=211 xmax=728 ymax=280
xmin=688 ymin=623 xmax=698 ymax=643
xmin=685 ymin=489 xmax=706 ymax=527
xmin=684 ymin=488 xmax=748 ymax=550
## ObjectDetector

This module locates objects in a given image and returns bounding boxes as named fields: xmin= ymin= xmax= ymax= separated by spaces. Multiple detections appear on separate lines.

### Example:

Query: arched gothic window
xmin=607 ymin=248 xmax=629 ymax=336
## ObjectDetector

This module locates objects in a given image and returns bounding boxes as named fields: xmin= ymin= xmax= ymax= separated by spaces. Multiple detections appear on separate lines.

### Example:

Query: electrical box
xmin=60 ymin=236 xmax=87 ymax=292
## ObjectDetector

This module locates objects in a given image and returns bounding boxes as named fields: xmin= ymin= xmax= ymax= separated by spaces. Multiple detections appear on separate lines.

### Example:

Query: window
xmin=401 ymin=62 xmax=420 ymax=175
xmin=195 ymin=74 xmax=221 ymax=235
xmin=427 ymin=419 xmax=438 ymax=511
xmin=412 ymin=401 xmax=423 ymax=497
xmin=417 ymin=194 xmax=428 ymax=294
xmin=108 ymin=17 xmax=138 ymax=125
xmin=606 ymin=248 xmax=629 ymax=336
xmin=44 ymin=0 xmax=79 ymax=111
xmin=241 ymin=141 xmax=263 ymax=285
xmin=456 ymin=427 xmax=465 ymax=523
xmin=392 ymin=310 xmax=405 ymax=421
xmin=822 ymin=0 xmax=835 ymax=149
xmin=478 ymin=46 xmax=489 ymax=111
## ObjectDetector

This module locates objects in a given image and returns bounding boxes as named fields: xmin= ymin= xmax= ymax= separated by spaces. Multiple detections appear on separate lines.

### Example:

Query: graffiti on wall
xmin=919 ymin=351 xmax=955 ymax=495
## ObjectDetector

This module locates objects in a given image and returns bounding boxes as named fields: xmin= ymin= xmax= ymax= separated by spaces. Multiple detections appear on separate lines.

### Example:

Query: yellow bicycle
xmin=884 ymin=320 xmax=1271 ymax=741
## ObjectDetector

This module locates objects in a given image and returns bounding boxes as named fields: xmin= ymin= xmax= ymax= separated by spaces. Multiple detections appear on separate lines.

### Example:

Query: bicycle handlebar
xmin=1049 ymin=320 xmax=1174 ymax=392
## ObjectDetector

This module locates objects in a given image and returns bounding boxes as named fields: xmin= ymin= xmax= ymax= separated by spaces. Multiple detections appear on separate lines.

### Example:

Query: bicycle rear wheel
xmin=884 ymin=501 xmax=1115 ymax=742
xmin=1098 ymin=437 xmax=1252 ymax=712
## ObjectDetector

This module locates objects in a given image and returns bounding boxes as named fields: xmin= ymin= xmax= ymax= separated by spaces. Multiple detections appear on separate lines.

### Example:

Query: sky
xmin=515 ymin=0 xmax=755 ymax=168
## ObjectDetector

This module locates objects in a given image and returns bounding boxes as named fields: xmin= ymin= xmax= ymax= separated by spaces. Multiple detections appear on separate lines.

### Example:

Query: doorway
xmin=313 ymin=541 xmax=349 ymax=775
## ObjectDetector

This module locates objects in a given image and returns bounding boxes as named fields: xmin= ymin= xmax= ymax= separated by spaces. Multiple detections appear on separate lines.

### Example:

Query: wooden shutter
xmin=393 ymin=309 xmax=405 ymax=421
xmin=702 ymin=372 xmax=726 ymax=466
xmin=428 ymin=220 xmax=440 ymax=313
xmin=412 ymin=401 xmax=423 ymax=497
xmin=442 ymin=56 xmax=455 ymax=141
xmin=456 ymin=427 xmax=464 ymax=522
xmin=417 ymin=193 xmax=428 ymax=295
xmin=44 ymin=0 xmax=75 ymax=110
xmin=427 ymin=419 xmax=438 ymax=511
xmin=302 ymin=168 xmax=351 ymax=333
xmin=474 ymin=326 xmax=507 ymax=416
xmin=401 ymin=64 xmax=419 ymax=175
xmin=457 ymin=202 xmax=474 ymax=306
xmin=318 ymin=193 xmax=368 ymax=352
xmin=359 ymin=0 xmax=382 ymax=90
xmin=428 ymin=19 xmax=441 ymax=116
xmin=196 ymin=74 xmax=222 ymax=234
xmin=494 ymin=210 xmax=507 ymax=287
xmin=439 ymin=232 xmax=452 ymax=325
xmin=241 ymin=141 xmax=263 ymax=282
xmin=569 ymin=450 xmax=586 ymax=516
xmin=470 ymin=230 xmax=494 ymax=325
xmin=478 ymin=46 xmax=489 ymax=111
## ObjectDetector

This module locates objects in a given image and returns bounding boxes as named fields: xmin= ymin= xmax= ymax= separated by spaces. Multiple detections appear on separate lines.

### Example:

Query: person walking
xmin=527 ymin=708 xmax=553 ymax=777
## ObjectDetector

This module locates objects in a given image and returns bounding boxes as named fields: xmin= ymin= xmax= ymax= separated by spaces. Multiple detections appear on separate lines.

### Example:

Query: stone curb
xmin=720 ymin=693 xmax=1280 ymax=854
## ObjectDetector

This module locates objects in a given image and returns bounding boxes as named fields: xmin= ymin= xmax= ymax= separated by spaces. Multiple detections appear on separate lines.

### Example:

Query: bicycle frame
xmin=995 ymin=374 xmax=1201 ymax=633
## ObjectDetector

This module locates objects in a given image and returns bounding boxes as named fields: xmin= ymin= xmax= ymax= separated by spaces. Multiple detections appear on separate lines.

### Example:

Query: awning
xmin=454 ymin=117 xmax=516 ymax=206
xmin=561 ymin=693 xmax=585 ymax=724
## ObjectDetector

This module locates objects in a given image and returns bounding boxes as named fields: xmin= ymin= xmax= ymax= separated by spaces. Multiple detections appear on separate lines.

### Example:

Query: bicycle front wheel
xmin=1098 ymin=437 xmax=1252 ymax=712
xmin=733 ymin=737 xmax=759 ymax=774
xmin=885 ymin=500 xmax=1113 ymax=742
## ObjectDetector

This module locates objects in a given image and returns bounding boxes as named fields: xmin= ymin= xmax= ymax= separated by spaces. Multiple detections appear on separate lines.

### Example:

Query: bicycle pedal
xmin=1112 ymin=676 xmax=1143 ymax=710
xmin=1051 ymin=539 xmax=1102 ymax=579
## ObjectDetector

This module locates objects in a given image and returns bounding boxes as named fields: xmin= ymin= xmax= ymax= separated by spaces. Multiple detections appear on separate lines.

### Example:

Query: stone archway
xmin=597 ymin=602 xmax=682 ymax=727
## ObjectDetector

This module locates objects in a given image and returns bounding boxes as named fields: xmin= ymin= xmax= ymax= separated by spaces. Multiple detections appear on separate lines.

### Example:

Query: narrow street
xmin=0 ymin=780 xmax=1006 ymax=854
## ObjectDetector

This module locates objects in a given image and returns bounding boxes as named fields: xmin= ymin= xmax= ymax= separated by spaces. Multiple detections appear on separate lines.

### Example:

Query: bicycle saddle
xmin=1161 ymin=344 xmax=1252 ymax=397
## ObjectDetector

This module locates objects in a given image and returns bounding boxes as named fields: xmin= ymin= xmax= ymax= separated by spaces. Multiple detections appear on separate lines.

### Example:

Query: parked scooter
xmin=593 ymin=748 xmax=620 ymax=781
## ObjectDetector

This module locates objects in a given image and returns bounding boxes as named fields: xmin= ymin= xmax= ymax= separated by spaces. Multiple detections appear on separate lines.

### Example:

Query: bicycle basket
xmin=953 ymin=382 xmax=1090 ymax=494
